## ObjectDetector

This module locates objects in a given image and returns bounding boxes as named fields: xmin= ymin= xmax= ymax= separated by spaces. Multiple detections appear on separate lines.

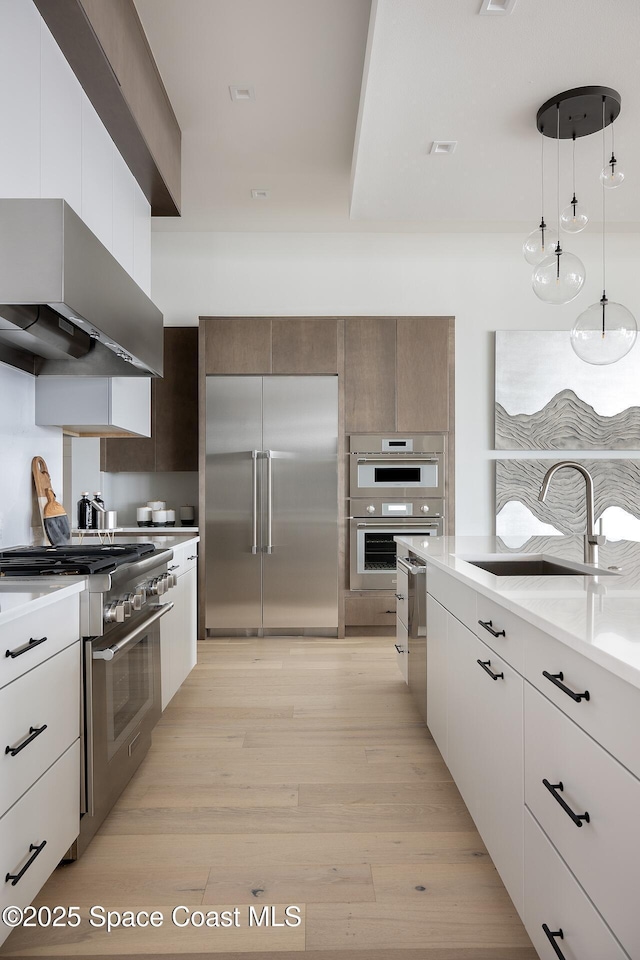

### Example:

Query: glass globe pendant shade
xmin=600 ymin=153 xmax=624 ymax=189
xmin=522 ymin=223 xmax=560 ymax=265
xmin=560 ymin=196 xmax=589 ymax=233
xmin=532 ymin=246 xmax=586 ymax=304
xmin=571 ymin=297 xmax=637 ymax=364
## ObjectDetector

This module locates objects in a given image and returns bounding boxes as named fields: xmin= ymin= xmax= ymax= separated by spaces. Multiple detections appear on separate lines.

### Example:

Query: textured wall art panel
xmin=496 ymin=459 xmax=640 ymax=543
xmin=495 ymin=331 xmax=640 ymax=449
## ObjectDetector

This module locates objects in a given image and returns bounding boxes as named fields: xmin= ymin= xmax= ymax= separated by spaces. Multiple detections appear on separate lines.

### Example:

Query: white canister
xmin=147 ymin=500 xmax=166 ymax=511
xmin=166 ymin=509 xmax=176 ymax=527
xmin=179 ymin=505 xmax=195 ymax=526
xmin=137 ymin=506 xmax=153 ymax=526
xmin=152 ymin=509 xmax=168 ymax=526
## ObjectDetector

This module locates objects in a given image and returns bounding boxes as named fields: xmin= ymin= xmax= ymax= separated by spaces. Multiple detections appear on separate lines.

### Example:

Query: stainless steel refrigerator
xmin=205 ymin=376 xmax=338 ymax=636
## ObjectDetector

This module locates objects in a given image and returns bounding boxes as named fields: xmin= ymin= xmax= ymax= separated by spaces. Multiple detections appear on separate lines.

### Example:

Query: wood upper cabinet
xmin=344 ymin=318 xmax=396 ymax=433
xmin=101 ymin=327 xmax=198 ymax=472
xmin=204 ymin=319 xmax=272 ymax=374
xmin=272 ymin=319 xmax=338 ymax=374
xmin=396 ymin=318 xmax=452 ymax=433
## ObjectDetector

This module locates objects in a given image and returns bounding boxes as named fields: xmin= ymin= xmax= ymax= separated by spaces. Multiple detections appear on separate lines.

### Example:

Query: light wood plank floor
xmin=1 ymin=637 xmax=536 ymax=958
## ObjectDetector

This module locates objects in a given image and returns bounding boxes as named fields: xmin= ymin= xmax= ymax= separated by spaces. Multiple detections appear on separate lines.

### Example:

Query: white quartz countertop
xmin=0 ymin=578 xmax=84 ymax=628
xmin=395 ymin=534 xmax=640 ymax=690
xmin=69 ymin=534 xmax=200 ymax=550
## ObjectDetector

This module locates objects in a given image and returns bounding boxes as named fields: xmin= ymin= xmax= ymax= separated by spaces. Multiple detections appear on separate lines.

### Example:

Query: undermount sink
xmin=462 ymin=555 xmax=619 ymax=578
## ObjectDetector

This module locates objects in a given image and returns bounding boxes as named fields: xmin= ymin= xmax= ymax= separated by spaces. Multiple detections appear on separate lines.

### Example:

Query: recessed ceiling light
xmin=251 ymin=189 xmax=270 ymax=200
xmin=478 ymin=0 xmax=518 ymax=13
xmin=229 ymin=85 xmax=255 ymax=101
xmin=429 ymin=141 xmax=457 ymax=155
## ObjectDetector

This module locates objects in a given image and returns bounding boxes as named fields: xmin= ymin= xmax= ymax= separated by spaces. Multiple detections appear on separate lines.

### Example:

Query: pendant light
xmin=600 ymin=120 xmax=624 ymax=188
xmin=523 ymin=135 xmax=559 ymax=264
xmin=571 ymin=99 xmax=637 ymax=365
xmin=532 ymin=104 xmax=586 ymax=304
xmin=560 ymin=135 xmax=589 ymax=233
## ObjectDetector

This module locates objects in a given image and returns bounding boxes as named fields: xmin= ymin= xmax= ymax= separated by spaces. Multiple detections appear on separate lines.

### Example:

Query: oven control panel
xmin=350 ymin=498 xmax=444 ymax=519
xmin=103 ymin=571 xmax=176 ymax=623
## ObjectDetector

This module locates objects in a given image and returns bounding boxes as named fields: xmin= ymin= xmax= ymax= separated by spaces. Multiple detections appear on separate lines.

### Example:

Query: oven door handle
xmin=92 ymin=603 xmax=175 ymax=663
xmin=397 ymin=556 xmax=426 ymax=577
xmin=355 ymin=457 xmax=438 ymax=464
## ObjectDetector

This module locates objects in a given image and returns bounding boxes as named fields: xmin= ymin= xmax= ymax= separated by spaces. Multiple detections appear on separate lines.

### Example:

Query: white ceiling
xmin=134 ymin=0 xmax=640 ymax=233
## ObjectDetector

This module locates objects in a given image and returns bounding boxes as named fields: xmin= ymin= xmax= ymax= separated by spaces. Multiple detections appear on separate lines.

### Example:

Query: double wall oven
xmin=349 ymin=435 xmax=445 ymax=590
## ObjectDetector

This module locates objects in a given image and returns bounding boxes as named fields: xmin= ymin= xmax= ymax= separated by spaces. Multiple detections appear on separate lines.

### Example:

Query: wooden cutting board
xmin=32 ymin=456 xmax=71 ymax=546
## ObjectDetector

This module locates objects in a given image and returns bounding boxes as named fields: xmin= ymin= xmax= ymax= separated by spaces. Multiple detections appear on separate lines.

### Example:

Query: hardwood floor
xmin=1 ymin=637 xmax=536 ymax=958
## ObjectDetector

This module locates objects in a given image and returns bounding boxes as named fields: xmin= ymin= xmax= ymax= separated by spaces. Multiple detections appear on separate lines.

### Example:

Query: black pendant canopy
xmin=537 ymin=86 xmax=621 ymax=138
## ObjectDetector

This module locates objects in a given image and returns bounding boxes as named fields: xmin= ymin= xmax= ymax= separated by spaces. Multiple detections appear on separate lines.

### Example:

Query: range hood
xmin=0 ymin=199 xmax=163 ymax=377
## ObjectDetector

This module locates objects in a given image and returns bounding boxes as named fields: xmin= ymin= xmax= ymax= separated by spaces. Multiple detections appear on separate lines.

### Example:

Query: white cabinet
xmin=35 ymin=377 xmax=151 ymax=438
xmin=0 ymin=589 xmax=82 ymax=948
xmin=40 ymin=21 xmax=82 ymax=214
xmin=112 ymin=151 xmax=136 ymax=275
xmin=133 ymin=183 xmax=152 ymax=295
xmin=446 ymin=614 xmax=524 ymax=914
xmin=81 ymin=94 xmax=114 ymax=252
xmin=161 ymin=541 xmax=198 ymax=710
xmin=0 ymin=0 xmax=41 ymax=198
xmin=425 ymin=593 xmax=447 ymax=756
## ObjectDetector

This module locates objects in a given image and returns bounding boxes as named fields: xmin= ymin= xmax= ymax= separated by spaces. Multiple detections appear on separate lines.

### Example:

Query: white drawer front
xmin=168 ymin=540 xmax=198 ymax=577
xmin=395 ymin=617 xmax=408 ymax=684
xmin=524 ymin=810 xmax=627 ymax=960
xmin=394 ymin=563 xmax=408 ymax=628
xmin=0 ymin=642 xmax=80 ymax=818
xmin=0 ymin=741 xmax=80 ymax=945
xmin=474 ymin=595 xmax=542 ymax=673
xmin=524 ymin=627 xmax=640 ymax=781
xmin=525 ymin=684 xmax=640 ymax=957
xmin=1 ymin=594 xmax=80 ymax=690
xmin=427 ymin=563 xmax=476 ymax=633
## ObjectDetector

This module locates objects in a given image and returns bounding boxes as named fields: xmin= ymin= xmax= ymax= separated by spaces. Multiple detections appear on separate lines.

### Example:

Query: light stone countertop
xmin=395 ymin=534 xmax=640 ymax=690
xmin=0 ymin=578 xmax=85 ymax=628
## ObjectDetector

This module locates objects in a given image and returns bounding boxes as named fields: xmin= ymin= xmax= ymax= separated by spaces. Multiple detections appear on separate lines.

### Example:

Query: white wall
xmin=151 ymin=229 xmax=640 ymax=535
xmin=0 ymin=362 xmax=62 ymax=547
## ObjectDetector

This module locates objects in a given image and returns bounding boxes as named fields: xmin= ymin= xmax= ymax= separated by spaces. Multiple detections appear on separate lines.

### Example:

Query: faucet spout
xmin=538 ymin=461 xmax=605 ymax=565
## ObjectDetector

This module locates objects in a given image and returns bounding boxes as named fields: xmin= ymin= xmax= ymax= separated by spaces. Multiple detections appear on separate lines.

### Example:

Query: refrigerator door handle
xmin=251 ymin=450 xmax=259 ymax=554
xmin=264 ymin=449 xmax=273 ymax=554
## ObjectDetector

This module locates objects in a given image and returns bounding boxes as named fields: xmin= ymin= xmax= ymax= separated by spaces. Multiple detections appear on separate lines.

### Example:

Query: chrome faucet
xmin=538 ymin=461 xmax=606 ymax=565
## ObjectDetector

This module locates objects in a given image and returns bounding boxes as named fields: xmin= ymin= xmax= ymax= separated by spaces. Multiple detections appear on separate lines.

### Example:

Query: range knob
xmin=148 ymin=577 xmax=166 ymax=596
xmin=123 ymin=591 xmax=142 ymax=613
xmin=134 ymin=584 xmax=147 ymax=606
xmin=420 ymin=505 xmax=430 ymax=514
xmin=366 ymin=505 xmax=376 ymax=514
xmin=104 ymin=600 xmax=127 ymax=623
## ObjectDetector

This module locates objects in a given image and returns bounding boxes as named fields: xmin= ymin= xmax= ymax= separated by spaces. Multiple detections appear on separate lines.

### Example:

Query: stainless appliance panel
xmin=349 ymin=435 xmax=445 ymax=454
xmin=262 ymin=377 xmax=338 ymax=630
xmin=350 ymin=454 xmax=444 ymax=499
xmin=349 ymin=497 xmax=444 ymax=519
xmin=400 ymin=553 xmax=427 ymax=720
xmin=205 ymin=377 xmax=263 ymax=631
xmin=349 ymin=517 xmax=442 ymax=591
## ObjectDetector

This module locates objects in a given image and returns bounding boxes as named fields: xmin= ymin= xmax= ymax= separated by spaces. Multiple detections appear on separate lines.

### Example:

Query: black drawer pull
xmin=543 ymin=779 xmax=590 ymax=827
xmin=478 ymin=619 xmax=506 ymax=638
xmin=477 ymin=659 xmax=504 ymax=680
xmin=394 ymin=643 xmax=404 ymax=654
xmin=5 ymin=724 xmax=48 ymax=757
xmin=187 ymin=555 xmax=197 ymax=560
xmin=5 ymin=636 xmax=48 ymax=659
xmin=385 ymin=610 xmax=395 ymax=614
xmin=394 ymin=593 xmax=404 ymax=601
xmin=542 ymin=925 xmax=566 ymax=960
xmin=5 ymin=840 xmax=47 ymax=886
xmin=543 ymin=670 xmax=590 ymax=702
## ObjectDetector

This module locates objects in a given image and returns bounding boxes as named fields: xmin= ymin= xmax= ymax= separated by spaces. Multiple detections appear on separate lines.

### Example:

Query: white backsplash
xmin=101 ymin=472 xmax=198 ymax=527
xmin=0 ymin=361 xmax=62 ymax=547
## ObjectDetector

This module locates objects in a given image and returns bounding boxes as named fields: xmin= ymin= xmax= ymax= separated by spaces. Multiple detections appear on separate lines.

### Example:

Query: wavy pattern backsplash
xmin=496 ymin=389 xmax=640 ymax=451
xmin=496 ymin=459 xmax=640 ymax=535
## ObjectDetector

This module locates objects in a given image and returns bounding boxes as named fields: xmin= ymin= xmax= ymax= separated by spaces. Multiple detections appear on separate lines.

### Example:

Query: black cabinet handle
xmin=394 ymin=593 xmax=404 ymax=601
xmin=542 ymin=925 xmax=566 ymax=959
xmin=5 ymin=724 xmax=48 ymax=757
xmin=5 ymin=840 xmax=47 ymax=886
xmin=543 ymin=779 xmax=590 ymax=827
xmin=187 ymin=555 xmax=198 ymax=560
xmin=478 ymin=619 xmax=506 ymax=638
xmin=394 ymin=643 xmax=404 ymax=654
xmin=543 ymin=670 xmax=590 ymax=703
xmin=5 ymin=636 xmax=47 ymax=659
xmin=477 ymin=659 xmax=504 ymax=680
xmin=385 ymin=610 xmax=395 ymax=614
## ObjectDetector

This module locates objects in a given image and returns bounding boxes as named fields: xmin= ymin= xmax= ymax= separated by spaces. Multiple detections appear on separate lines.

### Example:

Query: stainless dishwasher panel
xmin=399 ymin=554 xmax=427 ymax=721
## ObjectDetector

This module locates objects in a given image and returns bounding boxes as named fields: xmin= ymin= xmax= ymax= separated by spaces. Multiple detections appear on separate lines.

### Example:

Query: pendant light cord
xmin=602 ymin=99 xmax=606 ymax=292
xmin=556 ymin=103 xmax=561 ymax=278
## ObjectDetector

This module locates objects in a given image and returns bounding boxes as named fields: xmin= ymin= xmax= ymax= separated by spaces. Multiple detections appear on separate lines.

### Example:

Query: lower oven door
xmin=349 ymin=519 xmax=442 ymax=590
xmin=76 ymin=601 xmax=173 ymax=858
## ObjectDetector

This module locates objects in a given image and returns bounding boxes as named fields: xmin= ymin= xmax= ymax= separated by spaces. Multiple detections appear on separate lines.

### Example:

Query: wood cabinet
xmin=204 ymin=319 xmax=272 ymax=375
xmin=101 ymin=327 xmax=198 ymax=472
xmin=272 ymin=319 xmax=338 ymax=374
xmin=344 ymin=317 xmax=453 ymax=434
xmin=203 ymin=318 xmax=340 ymax=375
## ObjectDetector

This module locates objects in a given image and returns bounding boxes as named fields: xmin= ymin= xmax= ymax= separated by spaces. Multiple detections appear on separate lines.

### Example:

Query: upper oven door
xmin=350 ymin=454 xmax=444 ymax=498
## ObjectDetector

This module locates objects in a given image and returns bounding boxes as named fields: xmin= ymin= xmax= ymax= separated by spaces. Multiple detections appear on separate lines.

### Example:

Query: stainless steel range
xmin=0 ymin=544 xmax=175 ymax=858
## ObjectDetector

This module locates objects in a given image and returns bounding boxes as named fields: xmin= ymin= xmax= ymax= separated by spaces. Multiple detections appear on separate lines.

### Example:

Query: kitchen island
xmin=395 ymin=534 xmax=639 ymax=960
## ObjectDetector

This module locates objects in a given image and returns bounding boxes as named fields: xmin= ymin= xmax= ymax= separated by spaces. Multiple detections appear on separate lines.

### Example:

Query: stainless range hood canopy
xmin=0 ymin=199 xmax=163 ymax=376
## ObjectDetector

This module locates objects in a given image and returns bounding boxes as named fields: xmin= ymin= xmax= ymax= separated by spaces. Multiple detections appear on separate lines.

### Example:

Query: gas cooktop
xmin=0 ymin=543 xmax=158 ymax=576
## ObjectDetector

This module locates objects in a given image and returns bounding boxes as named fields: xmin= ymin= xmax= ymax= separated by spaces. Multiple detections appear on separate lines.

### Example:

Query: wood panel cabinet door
xmin=344 ymin=318 xmax=396 ymax=433
xmin=272 ymin=319 xmax=338 ymax=374
xmin=203 ymin=318 xmax=271 ymax=374
xmin=155 ymin=327 xmax=198 ymax=471
xmin=396 ymin=318 xmax=452 ymax=432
